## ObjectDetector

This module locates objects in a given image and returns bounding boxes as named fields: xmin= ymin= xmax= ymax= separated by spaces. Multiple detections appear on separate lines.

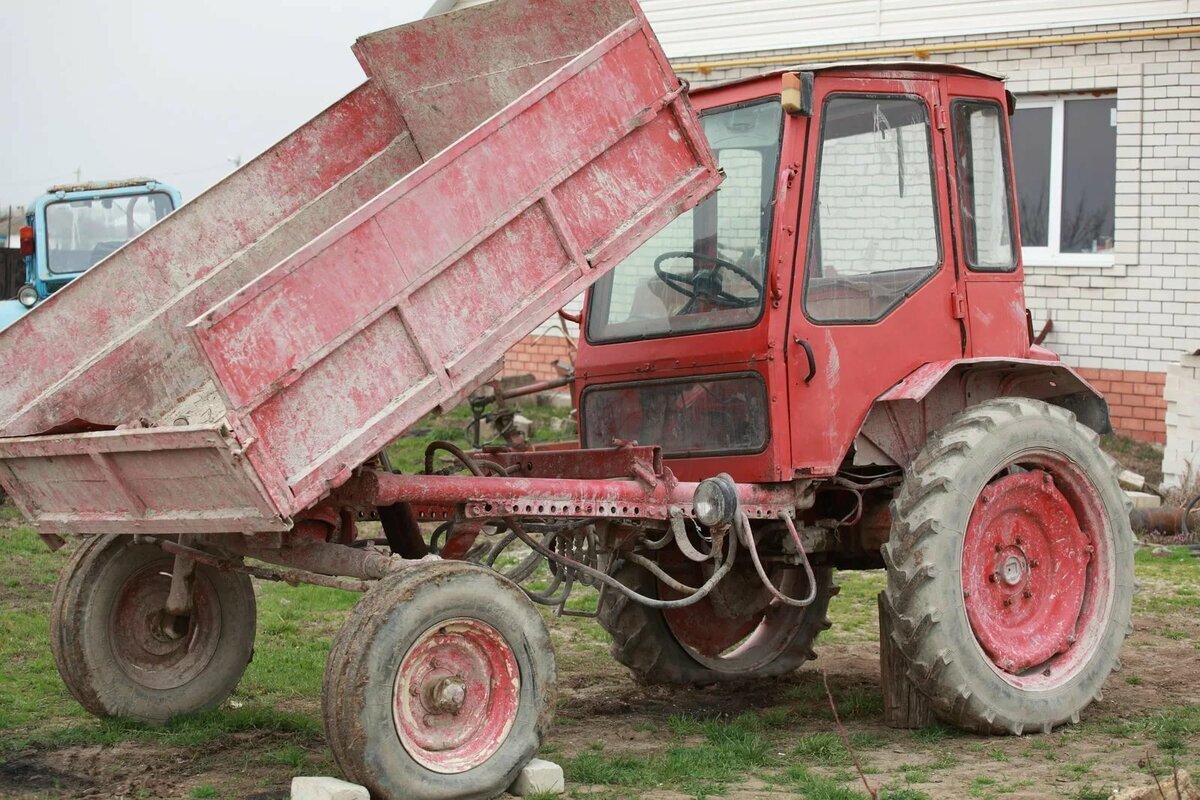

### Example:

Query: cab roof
xmin=45 ymin=177 xmax=159 ymax=195
xmin=698 ymin=61 xmax=1005 ymax=93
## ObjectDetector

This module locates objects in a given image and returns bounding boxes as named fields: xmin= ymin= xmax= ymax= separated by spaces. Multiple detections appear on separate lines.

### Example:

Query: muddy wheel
xmin=322 ymin=561 xmax=555 ymax=800
xmin=883 ymin=398 xmax=1134 ymax=734
xmin=598 ymin=557 xmax=837 ymax=684
xmin=50 ymin=535 xmax=256 ymax=724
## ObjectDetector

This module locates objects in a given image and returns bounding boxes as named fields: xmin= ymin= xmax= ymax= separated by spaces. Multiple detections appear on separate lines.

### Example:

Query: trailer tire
xmin=322 ymin=562 xmax=555 ymax=800
xmin=883 ymin=398 xmax=1134 ymax=734
xmin=598 ymin=559 xmax=836 ymax=685
xmin=50 ymin=535 xmax=256 ymax=725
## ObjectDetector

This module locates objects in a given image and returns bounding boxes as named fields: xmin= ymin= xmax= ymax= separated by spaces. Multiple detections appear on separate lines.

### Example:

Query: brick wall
xmin=1076 ymin=367 xmax=1168 ymax=443
xmin=500 ymin=332 xmax=575 ymax=382
xmin=1163 ymin=354 xmax=1200 ymax=488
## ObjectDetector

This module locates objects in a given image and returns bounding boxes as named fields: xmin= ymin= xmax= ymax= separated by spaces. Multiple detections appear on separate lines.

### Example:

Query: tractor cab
xmin=0 ymin=178 xmax=181 ymax=331
xmin=578 ymin=63 xmax=1057 ymax=483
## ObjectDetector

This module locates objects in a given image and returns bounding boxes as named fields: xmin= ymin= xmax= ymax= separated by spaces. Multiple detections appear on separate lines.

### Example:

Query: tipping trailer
xmin=0 ymin=1 xmax=718 ymax=797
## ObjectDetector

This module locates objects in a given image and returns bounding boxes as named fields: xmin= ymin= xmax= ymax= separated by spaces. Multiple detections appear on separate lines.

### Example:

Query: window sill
xmin=1022 ymin=251 xmax=1116 ymax=269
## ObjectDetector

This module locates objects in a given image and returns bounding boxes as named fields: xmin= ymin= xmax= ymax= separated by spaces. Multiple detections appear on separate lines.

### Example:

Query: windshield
xmin=45 ymin=191 xmax=174 ymax=275
xmin=587 ymin=99 xmax=783 ymax=342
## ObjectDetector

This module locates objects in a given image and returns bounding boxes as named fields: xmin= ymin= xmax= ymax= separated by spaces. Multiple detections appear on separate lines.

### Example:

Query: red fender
xmin=853 ymin=353 xmax=1110 ymax=469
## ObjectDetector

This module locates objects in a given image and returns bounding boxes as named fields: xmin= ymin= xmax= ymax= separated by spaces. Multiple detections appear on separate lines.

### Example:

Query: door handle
xmin=793 ymin=337 xmax=817 ymax=384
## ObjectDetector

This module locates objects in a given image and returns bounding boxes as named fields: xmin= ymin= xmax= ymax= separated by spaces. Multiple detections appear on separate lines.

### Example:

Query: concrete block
xmin=1119 ymin=470 xmax=1146 ymax=492
xmin=1126 ymin=490 xmax=1162 ymax=509
xmin=291 ymin=776 xmax=369 ymax=800
xmin=510 ymin=758 xmax=565 ymax=796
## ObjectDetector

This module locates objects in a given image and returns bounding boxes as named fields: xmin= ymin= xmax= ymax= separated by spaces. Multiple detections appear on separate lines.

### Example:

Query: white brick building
xmin=428 ymin=0 xmax=1200 ymax=445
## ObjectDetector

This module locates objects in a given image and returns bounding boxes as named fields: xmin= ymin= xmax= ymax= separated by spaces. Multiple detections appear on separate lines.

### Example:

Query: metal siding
xmin=431 ymin=0 xmax=1195 ymax=57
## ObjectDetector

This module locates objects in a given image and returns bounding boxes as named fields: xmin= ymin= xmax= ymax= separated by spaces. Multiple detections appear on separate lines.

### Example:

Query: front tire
xmin=50 ymin=535 xmax=256 ymax=724
xmin=883 ymin=398 xmax=1134 ymax=734
xmin=598 ymin=558 xmax=837 ymax=685
xmin=322 ymin=562 xmax=556 ymax=800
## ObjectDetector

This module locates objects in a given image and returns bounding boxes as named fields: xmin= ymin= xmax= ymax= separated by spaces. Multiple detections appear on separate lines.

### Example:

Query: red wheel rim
xmin=108 ymin=561 xmax=221 ymax=690
xmin=962 ymin=462 xmax=1111 ymax=688
xmin=660 ymin=559 xmax=812 ymax=672
xmin=392 ymin=618 xmax=520 ymax=774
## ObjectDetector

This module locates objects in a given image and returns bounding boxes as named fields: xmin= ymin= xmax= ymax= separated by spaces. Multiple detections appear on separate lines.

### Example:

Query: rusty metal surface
xmin=370 ymin=470 xmax=800 ymax=521
xmin=0 ymin=0 xmax=719 ymax=534
xmin=0 ymin=425 xmax=286 ymax=535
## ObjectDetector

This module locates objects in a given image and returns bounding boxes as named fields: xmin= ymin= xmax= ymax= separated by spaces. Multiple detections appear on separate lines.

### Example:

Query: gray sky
xmin=1 ymin=0 xmax=435 ymax=207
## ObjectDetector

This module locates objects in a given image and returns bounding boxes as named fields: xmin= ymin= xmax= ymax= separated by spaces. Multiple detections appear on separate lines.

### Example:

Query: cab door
xmin=785 ymin=74 xmax=964 ymax=476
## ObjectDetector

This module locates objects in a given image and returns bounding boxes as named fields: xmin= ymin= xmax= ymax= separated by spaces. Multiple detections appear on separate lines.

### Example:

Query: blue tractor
xmin=1 ymin=178 xmax=182 ymax=331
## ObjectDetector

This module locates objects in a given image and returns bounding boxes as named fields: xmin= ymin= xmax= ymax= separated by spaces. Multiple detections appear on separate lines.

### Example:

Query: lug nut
xmin=963 ymin=590 xmax=971 ymax=599
xmin=1015 ymin=536 xmax=1023 ymax=545
xmin=1085 ymin=545 xmax=1095 ymax=554
xmin=1003 ymin=598 xmax=1013 ymax=607
xmin=1066 ymin=634 xmax=1076 ymax=645
xmin=1030 ymin=559 xmax=1040 ymax=568
xmin=988 ymin=573 xmax=998 ymax=583
xmin=1042 ymin=472 xmax=1052 ymax=485
xmin=995 ymin=543 xmax=1003 ymax=553
xmin=1023 ymin=589 xmax=1033 ymax=599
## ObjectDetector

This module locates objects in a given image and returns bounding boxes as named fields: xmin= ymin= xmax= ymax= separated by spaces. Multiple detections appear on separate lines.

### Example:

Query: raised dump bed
xmin=0 ymin=0 xmax=718 ymax=534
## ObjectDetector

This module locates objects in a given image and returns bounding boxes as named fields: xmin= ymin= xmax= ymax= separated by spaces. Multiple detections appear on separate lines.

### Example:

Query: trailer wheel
xmin=598 ymin=558 xmax=836 ymax=684
xmin=883 ymin=398 xmax=1134 ymax=734
xmin=50 ymin=535 xmax=256 ymax=724
xmin=322 ymin=562 xmax=555 ymax=800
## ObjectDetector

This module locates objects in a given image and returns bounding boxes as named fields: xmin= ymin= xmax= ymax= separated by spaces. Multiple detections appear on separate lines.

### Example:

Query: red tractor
xmin=571 ymin=62 xmax=1131 ymax=735
xmin=0 ymin=9 xmax=1132 ymax=793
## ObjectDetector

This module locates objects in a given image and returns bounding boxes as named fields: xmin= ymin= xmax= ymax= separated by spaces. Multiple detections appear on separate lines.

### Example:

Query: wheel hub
xmin=109 ymin=563 xmax=221 ymax=690
xmin=962 ymin=470 xmax=1091 ymax=674
xmin=392 ymin=619 xmax=520 ymax=774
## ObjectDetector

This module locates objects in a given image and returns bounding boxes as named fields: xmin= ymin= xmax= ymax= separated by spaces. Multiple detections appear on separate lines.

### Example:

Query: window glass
xmin=952 ymin=101 xmax=1016 ymax=271
xmin=586 ymin=100 xmax=782 ymax=343
xmin=805 ymin=95 xmax=939 ymax=323
xmin=582 ymin=374 xmax=768 ymax=457
xmin=1010 ymin=106 xmax=1051 ymax=247
xmin=1009 ymin=95 xmax=1116 ymax=260
xmin=45 ymin=192 xmax=174 ymax=274
xmin=1061 ymin=98 xmax=1116 ymax=254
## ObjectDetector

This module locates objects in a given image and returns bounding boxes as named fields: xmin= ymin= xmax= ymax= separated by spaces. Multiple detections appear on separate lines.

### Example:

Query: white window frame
xmin=1016 ymin=93 xmax=1117 ymax=269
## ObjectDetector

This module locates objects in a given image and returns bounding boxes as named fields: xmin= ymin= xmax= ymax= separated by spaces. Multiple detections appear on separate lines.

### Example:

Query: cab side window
xmin=804 ymin=95 xmax=941 ymax=323
xmin=951 ymin=100 xmax=1017 ymax=271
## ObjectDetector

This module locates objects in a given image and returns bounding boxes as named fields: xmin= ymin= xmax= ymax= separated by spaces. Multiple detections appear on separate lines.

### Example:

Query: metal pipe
xmin=1131 ymin=504 xmax=1200 ymax=536
xmin=369 ymin=470 xmax=801 ymax=519
xmin=497 ymin=375 xmax=573 ymax=401
xmin=671 ymin=24 xmax=1200 ymax=75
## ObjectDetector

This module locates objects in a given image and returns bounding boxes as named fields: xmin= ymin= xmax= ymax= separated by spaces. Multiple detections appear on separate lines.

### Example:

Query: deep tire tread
xmin=883 ymin=398 xmax=1134 ymax=735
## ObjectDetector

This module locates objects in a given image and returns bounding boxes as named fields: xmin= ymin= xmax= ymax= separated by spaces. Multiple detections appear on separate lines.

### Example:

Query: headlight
xmin=692 ymin=473 xmax=739 ymax=528
xmin=17 ymin=285 xmax=38 ymax=308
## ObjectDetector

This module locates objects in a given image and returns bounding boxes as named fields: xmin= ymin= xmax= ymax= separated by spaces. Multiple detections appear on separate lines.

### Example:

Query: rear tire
xmin=598 ymin=558 xmax=837 ymax=685
xmin=322 ymin=562 xmax=556 ymax=800
xmin=50 ymin=535 xmax=256 ymax=725
xmin=883 ymin=398 xmax=1134 ymax=734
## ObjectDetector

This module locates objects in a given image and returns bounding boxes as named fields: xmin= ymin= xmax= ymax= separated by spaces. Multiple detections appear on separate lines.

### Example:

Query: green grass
xmin=568 ymin=712 xmax=889 ymax=798
xmin=385 ymin=401 xmax=575 ymax=474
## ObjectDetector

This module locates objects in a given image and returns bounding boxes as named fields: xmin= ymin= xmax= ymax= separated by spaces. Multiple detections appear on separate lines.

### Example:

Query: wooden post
xmin=878 ymin=592 xmax=936 ymax=729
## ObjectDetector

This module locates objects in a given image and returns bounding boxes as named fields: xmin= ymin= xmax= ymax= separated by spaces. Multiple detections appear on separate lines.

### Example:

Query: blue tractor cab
xmin=0 ymin=178 xmax=182 ymax=331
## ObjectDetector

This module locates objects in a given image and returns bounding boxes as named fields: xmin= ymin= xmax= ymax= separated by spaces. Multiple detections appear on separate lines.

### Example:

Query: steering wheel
xmin=652 ymin=251 xmax=763 ymax=309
